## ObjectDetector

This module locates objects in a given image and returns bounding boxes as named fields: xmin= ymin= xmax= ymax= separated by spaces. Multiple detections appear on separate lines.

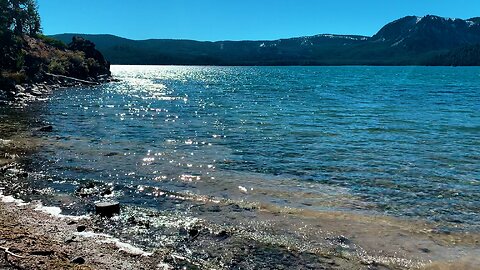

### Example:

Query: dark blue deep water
xmin=13 ymin=66 xmax=480 ymax=229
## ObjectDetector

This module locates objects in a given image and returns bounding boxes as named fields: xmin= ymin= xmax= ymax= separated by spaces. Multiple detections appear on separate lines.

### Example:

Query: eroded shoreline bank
xmin=0 ymin=73 xmax=116 ymax=107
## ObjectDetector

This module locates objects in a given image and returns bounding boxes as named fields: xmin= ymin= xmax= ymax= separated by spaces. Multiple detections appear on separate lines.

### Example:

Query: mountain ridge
xmin=51 ymin=15 xmax=480 ymax=66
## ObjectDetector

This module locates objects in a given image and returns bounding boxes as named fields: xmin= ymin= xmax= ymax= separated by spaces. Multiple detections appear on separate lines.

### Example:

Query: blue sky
xmin=38 ymin=0 xmax=480 ymax=41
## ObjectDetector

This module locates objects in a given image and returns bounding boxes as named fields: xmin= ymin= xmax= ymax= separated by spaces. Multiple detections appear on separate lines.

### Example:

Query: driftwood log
xmin=0 ymin=245 xmax=25 ymax=258
xmin=45 ymin=73 xmax=100 ymax=85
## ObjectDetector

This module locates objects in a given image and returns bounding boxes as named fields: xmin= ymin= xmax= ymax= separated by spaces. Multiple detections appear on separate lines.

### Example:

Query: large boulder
xmin=68 ymin=37 xmax=111 ymax=78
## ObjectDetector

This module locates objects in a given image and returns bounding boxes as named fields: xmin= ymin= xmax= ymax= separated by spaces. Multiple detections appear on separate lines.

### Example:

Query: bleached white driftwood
xmin=0 ymin=246 xmax=25 ymax=259
xmin=45 ymin=73 xmax=99 ymax=85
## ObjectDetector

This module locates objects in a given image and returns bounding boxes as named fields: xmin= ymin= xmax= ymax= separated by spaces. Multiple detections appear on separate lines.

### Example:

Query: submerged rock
xmin=76 ymin=181 xmax=112 ymax=198
xmin=328 ymin=235 xmax=351 ymax=245
xmin=127 ymin=216 xmax=150 ymax=228
xmin=37 ymin=125 xmax=53 ymax=132
xmin=95 ymin=201 xmax=120 ymax=217
xmin=104 ymin=152 xmax=119 ymax=157
xmin=188 ymin=228 xmax=199 ymax=238
xmin=76 ymin=186 xmax=97 ymax=197
xmin=215 ymin=229 xmax=231 ymax=240
xmin=419 ymin=247 xmax=431 ymax=253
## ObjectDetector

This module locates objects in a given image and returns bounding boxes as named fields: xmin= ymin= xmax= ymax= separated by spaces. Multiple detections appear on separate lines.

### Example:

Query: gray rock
xmin=64 ymin=235 xmax=77 ymax=244
xmin=75 ymin=181 xmax=112 ymax=197
xmin=419 ymin=247 xmax=431 ymax=253
xmin=215 ymin=230 xmax=231 ymax=240
xmin=15 ymin=92 xmax=28 ymax=98
xmin=95 ymin=201 xmax=120 ymax=217
xmin=30 ymin=89 xmax=43 ymax=96
xmin=37 ymin=125 xmax=53 ymax=132
xmin=14 ymin=85 xmax=25 ymax=93
xmin=188 ymin=228 xmax=200 ymax=238
xmin=71 ymin=257 xmax=85 ymax=264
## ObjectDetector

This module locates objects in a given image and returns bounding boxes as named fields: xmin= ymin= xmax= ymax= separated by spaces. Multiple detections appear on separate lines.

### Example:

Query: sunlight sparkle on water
xmin=28 ymin=65 xmax=480 ymax=230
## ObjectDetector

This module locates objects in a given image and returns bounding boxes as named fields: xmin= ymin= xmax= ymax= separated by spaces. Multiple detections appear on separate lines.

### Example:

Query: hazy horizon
xmin=38 ymin=0 xmax=480 ymax=42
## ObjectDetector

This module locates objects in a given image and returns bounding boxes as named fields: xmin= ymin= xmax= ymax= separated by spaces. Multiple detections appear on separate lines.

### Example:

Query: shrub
xmin=1 ymin=72 xmax=28 ymax=84
xmin=47 ymin=59 xmax=66 ymax=75
xmin=36 ymin=34 xmax=67 ymax=49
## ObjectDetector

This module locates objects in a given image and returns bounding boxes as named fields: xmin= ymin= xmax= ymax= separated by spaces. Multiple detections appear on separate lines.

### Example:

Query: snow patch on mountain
xmin=466 ymin=20 xmax=478 ymax=27
xmin=316 ymin=34 xmax=368 ymax=41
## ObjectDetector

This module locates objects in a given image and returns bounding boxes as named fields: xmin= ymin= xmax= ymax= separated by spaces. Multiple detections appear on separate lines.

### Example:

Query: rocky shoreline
xmin=0 ymin=195 xmax=156 ymax=270
xmin=0 ymin=194 xmax=365 ymax=270
xmin=1 ymin=134 xmax=479 ymax=270
xmin=1 ymin=34 xmax=114 ymax=104
xmin=1 ymin=178 xmax=479 ymax=270
xmin=0 ymin=157 xmax=380 ymax=270
xmin=0 ymin=73 xmax=117 ymax=104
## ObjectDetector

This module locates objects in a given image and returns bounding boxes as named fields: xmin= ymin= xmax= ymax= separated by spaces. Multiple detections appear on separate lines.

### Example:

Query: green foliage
xmin=0 ymin=29 xmax=22 ymax=70
xmin=14 ymin=48 xmax=25 ymax=69
xmin=1 ymin=1 xmax=110 ymax=90
xmin=428 ymin=44 xmax=480 ymax=66
xmin=47 ymin=58 xmax=66 ymax=75
xmin=1 ymin=0 xmax=42 ymax=35
xmin=36 ymin=34 xmax=67 ymax=49
xmin=66 ymin=36 xmax=111 ymax=77
xmin=448 ymin=44 xmax=480 ymax=66
xmin=47 ymin=50 xmax=87 ymax=76
xmin=1 ymin=71 xmax=27 ymax=83
xmin=52 ymin=27 xmax=480 ymax=66
xmin=25 ymin=0 xmax=41 ymax=35
xmin=0 ymin=0 xmax=41 ymax=70
xmin=0 ymin=1 xmax=10 ymax=31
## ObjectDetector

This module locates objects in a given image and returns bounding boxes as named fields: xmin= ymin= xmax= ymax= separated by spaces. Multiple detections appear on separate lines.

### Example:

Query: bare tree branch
xmin=0 ymin=246 xmax=25 ymax=259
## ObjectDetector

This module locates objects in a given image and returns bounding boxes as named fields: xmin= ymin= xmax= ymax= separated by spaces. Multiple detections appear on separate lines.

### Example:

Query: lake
xmin=1 ymin=66 xmax=479 ymax=268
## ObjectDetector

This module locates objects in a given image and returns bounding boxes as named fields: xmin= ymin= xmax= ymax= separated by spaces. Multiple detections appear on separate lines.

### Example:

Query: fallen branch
xmin=44 ymin=73 xmax=100 ymax=85
xmin=0 ymin=246 xmax=25 ymax=259
xmin=171 ymin=254 xmax=189 ymax=264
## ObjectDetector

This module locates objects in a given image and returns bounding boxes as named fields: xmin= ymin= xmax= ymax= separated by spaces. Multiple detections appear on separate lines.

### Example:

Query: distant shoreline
xmin=51 ymin=16 xmax=480 ymax=67
xmin=107 ymin=64 xmax=480 ymax=67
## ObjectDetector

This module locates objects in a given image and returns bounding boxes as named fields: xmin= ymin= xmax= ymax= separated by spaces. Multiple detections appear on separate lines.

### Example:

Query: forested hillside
xmin=53 ymin=15 xmax=480 ymax=66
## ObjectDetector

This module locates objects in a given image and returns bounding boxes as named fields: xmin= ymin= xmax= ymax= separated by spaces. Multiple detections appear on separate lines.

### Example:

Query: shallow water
xmin=2 ymin=66 xmax=480 ymax=269
xmin=2 ymin=66 xmax=480 ymax=231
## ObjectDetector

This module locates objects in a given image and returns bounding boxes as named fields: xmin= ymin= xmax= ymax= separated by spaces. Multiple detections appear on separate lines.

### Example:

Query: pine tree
xmin=0 ymin=0 xmax=41 ymax=70
xmin=0 ymin=0 xmax=41 ymax=35
xmin=25 ymin=0 xmax=41 ymax=35
xmin=0 ymin=0 xmax=13 ymax=32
